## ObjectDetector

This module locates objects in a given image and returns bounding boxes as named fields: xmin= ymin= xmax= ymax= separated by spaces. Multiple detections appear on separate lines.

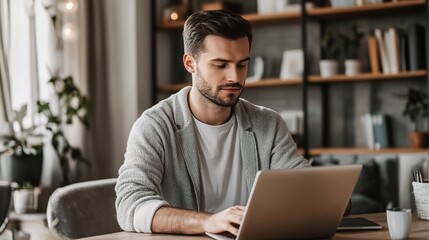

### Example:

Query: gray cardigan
xmin=115 ymin=87 xmax=309 ymax=231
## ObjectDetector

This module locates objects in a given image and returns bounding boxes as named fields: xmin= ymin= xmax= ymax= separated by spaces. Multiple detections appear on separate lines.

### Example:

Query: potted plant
xmin=320 ymin=31 xmax=341 ymax=77
xmin=395 ymin=88 xmax=429 ymax=148
xmin=37 ymin=75 xmax=90 ymax=186
xmin=339 ymin=24 xmax=364 ymax=76
xmin=12 ymin=182 xmax=40 ymax=214
xmin=0 ymin=105 xmax=44 ymax=186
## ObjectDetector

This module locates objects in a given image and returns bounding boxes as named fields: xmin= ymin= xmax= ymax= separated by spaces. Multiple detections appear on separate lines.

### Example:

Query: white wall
xmin=104 ymin=0 xmax=152 ymax=177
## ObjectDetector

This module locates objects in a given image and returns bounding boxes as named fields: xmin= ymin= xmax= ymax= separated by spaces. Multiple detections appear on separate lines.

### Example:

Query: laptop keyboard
xmin=205 ymin=232 xmax=237 ymax=240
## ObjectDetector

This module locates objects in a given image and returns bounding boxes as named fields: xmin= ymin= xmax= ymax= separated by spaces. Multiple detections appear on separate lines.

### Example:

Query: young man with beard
xmin=115 ymin=10 xmax=309 ymax=237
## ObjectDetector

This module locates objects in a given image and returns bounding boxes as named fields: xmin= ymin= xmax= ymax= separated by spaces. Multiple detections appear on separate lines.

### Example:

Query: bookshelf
xmin=153 ymin=0 xmax=428 ymax=156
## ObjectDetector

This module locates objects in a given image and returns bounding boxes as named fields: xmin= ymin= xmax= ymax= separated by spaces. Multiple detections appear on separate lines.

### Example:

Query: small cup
xmin=386 ymin=208 xmax=412 ymax=240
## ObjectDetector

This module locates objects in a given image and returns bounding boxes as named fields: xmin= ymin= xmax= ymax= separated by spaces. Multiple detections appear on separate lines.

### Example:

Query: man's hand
xmin=203 ymin=206 xmax=246 ymax=236
xmin=151 ymin=205 xmax=245 ymax=235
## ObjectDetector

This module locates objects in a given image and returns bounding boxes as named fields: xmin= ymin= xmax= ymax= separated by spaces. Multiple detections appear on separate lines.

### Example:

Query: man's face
xmin=191 ymin=35 xmax=250 ymax=107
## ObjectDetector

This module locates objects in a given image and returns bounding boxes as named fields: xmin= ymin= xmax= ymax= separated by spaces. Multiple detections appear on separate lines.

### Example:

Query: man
xmin=115 ymin=10 xmax=309 ymax=236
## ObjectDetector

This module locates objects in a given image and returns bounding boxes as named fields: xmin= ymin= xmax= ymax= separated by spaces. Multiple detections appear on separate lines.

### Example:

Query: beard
xmin=195 ymin=67 xmax=243 ymax=107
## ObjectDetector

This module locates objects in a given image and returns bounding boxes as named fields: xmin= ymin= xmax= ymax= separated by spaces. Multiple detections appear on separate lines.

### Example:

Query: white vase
xmin=13 ymin=189 xmax=39 ymax=214
xmin=319 ymin=59 xmax=339 ymax=77
xmin=345 ymin=59 xmax=362 ymax=76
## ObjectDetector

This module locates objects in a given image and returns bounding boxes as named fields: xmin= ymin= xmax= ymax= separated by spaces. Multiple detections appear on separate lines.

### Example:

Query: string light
xmin=62 ymin=23 xmax=78 ymax=41
xmin=58 ymin=0 xmax=78 ymax=14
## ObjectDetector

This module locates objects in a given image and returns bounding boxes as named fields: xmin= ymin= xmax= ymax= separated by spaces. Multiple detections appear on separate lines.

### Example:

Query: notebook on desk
xmin=206 ymin=165 xmax=362 ymax=240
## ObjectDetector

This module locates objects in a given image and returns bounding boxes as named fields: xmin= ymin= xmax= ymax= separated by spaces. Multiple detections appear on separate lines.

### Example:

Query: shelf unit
xmin=301 ymin=0 xmax=429 ymax=157
xmin=153 ymin=0 xmax=429 ymax=156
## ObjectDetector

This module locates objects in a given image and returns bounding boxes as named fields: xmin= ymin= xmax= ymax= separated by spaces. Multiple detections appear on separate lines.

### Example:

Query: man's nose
xmin=227 ymin=67 xmax=241 ymax=82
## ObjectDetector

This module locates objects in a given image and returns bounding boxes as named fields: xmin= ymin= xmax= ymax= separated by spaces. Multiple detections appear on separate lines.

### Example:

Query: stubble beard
xmin=195 ymin=67 xmax=243 ymax=108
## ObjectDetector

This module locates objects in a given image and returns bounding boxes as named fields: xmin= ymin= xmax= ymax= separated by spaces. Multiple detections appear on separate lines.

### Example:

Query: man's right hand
xmin=203 ymin=205 xmax=246 ymax=236
xmin=151 ymin=205 xmax=246 ymax=236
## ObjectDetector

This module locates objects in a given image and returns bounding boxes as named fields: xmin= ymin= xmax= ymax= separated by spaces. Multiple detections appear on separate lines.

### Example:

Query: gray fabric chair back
xmin=47 ymin=178 xmax=120 ymax=239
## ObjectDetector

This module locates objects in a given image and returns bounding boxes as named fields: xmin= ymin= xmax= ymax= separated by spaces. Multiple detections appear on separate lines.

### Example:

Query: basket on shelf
xmin=412 ymin=181 xmax=429 ymax=220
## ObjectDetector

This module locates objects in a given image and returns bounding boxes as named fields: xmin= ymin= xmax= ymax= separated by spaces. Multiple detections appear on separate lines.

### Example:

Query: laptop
xmin=206 ymin=165 xmax=362 ymax=240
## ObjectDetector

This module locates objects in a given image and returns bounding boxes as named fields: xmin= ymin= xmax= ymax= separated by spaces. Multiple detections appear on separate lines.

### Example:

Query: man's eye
xmin=215 ymin=64 xmax=227 ymax=69
xmin=238 ymin=64 xmax=248 ymax=69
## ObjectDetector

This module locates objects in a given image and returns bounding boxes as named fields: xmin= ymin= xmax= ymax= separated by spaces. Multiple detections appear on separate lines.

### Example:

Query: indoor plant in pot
xmin=339 ymin=24 xmax=364 ymax=76
xmin=0 ymin=105 xmax=43 ymax=186
xmin=320 ymin=31 xmax=341 ymax=77
xmin=395 ymin=88 xmax=428 ymax=148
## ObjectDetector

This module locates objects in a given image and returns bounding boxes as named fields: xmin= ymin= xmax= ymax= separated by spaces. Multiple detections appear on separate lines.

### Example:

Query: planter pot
xmin=0 ymin=182 xmax=11 ymax=233
xmin=319 ymin=59 xmax=339 ymax=77
xmin=345 ymin=59 xmax=362 ymax=76
xmin=0 ymin=152 xmax=43 ymax=186
xmin=13 ymin=189 xmax=39 ymax=214
xmin=408 ymin=131 xmax=429 ymax=148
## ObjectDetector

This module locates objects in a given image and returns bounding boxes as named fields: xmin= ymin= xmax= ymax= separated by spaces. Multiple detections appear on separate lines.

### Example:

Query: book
xmin=374 ymin=28 xmax=391 ymax=74
xmin=386 ymin=28 xmax=400 ymax=74
xmin=408 ymin=23 xmax=426 ymax=71
xmin=337 ymin=217 xmax=382 ymax=231
xmin=372 ymin=113 xmax=389 ymax=149
xmin=398 ymin=30 xmax=409 ymax=71
xmin=360 ymin=113 xmax=375 ymax=149
xmin=367 ymin=36 xmax=380 ymax=73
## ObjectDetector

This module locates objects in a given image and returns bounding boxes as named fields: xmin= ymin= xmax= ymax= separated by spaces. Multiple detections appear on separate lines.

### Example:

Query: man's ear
xmin=183 ymin=53 xmax=195 ymax=73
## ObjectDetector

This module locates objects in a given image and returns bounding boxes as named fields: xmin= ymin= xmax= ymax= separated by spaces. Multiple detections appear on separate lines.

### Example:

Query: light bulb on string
xmin=62 ymin=23 xmax=78 ymax=42
xmin=58 ymin=0 xmax=78 ymax=14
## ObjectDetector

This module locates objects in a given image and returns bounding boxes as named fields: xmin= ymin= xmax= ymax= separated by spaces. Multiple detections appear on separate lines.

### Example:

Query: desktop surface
xmin=79 ymin=212 xmax=429 ymax=240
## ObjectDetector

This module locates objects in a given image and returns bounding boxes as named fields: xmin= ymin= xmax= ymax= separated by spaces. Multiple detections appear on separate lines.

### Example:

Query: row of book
xmin=367 ymin=23 xmax=426 ymax=74
xmin=360 ymin=113 xmax=390 ymax=149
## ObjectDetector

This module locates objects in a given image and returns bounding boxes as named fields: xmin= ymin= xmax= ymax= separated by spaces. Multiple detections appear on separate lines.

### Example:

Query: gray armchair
xmin=46 ymin=178 xmax=120 ymax=239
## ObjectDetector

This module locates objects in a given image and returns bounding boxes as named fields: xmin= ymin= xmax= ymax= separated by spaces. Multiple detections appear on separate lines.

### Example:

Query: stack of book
xmin=360 ymin=113 xmax=390 ymax=149
xmin=367 ymin=23 xmax=426 ymax=74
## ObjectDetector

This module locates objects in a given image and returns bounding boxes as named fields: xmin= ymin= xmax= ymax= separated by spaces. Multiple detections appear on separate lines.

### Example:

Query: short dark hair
xmin=183 ymin=10 xmax=252 ymax=58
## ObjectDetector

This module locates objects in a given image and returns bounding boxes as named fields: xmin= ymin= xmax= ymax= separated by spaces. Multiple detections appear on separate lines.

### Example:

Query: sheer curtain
xmin=0 ymin=0 xmax=12 ymax=135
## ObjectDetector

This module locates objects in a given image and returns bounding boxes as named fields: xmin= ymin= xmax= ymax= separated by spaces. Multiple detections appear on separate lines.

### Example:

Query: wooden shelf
xmin=158 ymin=20 xmax=186 ymax=30
xmin=158 ymin=71 xmax=426 ymax=93
xmin=246 ymin=78 xmax=302 ymax=87
xmin=158 ymin=82 xmax=190 ymax=93
xmin=308 ymin=148 xmax=429 ymax=156
xmin=242 ymin=12 xmax=301 ymax=25
xmin=308 ymin=0 xmax=425 ymax=18
xmin=157 ymin=0 xmax=425 ymax=30
xmin=309 ymin=70 xmax=427 ymax=83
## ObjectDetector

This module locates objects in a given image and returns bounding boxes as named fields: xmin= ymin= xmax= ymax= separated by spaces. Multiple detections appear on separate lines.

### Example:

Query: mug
xmin=386 ymin=208 xmax=412 ymax=240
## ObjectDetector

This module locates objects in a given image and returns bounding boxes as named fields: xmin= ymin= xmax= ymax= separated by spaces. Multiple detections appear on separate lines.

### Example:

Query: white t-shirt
xmin=133 ymin=113 xmax=248 ymax=232
xmin=194 ymin=114 xmax=248 ymax=213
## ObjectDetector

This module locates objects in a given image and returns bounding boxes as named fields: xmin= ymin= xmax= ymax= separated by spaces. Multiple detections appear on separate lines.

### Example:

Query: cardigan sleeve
xmin=115 ymin=114 xmax=168 ymax=232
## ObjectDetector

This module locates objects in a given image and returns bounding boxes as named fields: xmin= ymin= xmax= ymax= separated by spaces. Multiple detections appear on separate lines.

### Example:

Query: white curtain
xmin=0 ymin=0 xmax=12 ymax=135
